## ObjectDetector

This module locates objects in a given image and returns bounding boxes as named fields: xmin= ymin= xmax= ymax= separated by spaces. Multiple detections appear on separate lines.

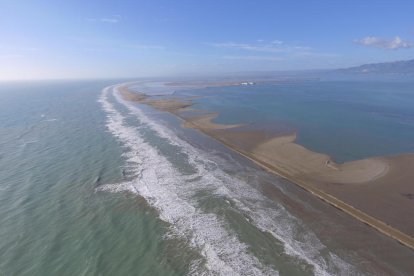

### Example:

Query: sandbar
xmin=118 ymin=84 xmax=414 ymax=250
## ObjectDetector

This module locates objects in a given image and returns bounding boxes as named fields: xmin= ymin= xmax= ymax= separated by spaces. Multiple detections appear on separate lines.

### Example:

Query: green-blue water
xmin=1 ymin=80 xmax=414 ymax=275
xmin=185 ymin=81 xmax=414 ymax=162
xmin=0 ymin=81 xmax=190 ymax=275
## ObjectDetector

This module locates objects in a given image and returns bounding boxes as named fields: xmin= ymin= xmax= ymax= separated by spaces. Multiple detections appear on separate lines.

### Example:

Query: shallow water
xmin=1 ymin=80 xmax=413 ymax=275
xmin=183 ymin=81 xmax=414 ymax=162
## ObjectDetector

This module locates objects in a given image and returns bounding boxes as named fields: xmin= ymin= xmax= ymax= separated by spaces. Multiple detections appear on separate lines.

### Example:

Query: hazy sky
xmin=1 ymin=0 xmax=414 ymax=80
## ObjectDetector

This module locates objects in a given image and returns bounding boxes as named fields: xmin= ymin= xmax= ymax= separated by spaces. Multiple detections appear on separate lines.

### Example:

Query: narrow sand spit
xmin=252 ymin=133 xmax=389 ymax=184
xmin=184 ymin=113 xmax=244 ymax=130
xmin=118 ymin=85 xmax=414 ymax=250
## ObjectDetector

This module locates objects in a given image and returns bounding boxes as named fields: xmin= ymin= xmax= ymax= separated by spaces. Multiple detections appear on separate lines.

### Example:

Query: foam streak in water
xmin=100 ymin=84 xmax=356 ymax=275
xmin=99 ymin=85 xmax=278 ymax=275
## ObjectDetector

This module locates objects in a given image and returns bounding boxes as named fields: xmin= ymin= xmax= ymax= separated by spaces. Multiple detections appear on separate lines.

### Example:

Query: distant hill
xmin=338 ymin=59 xmax=414 ymax=74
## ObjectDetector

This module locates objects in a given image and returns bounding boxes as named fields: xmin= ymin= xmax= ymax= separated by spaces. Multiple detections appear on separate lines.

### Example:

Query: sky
xmin=1 ymin=0 xmax=414 ymax=80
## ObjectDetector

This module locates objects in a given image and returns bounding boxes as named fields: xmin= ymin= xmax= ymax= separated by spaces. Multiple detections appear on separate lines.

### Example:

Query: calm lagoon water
xmin=184 ymin=81 xmax=414 ymax=162
xmin=1 ymin=80 xmax=414 ymax=275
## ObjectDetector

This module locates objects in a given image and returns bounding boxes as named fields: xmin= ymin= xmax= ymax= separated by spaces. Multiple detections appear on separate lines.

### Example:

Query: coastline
xmin=118 ymin=84 xmax=414 ymax=250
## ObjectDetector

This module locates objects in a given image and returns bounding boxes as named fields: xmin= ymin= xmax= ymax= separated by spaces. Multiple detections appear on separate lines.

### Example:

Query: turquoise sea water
xmin=184 ymin=81 xmax=414 ymax=162
xmin=0 ymin=81 xmax=175 ymax=275
xmin=1 ymin=80 xmax=414 ymax=275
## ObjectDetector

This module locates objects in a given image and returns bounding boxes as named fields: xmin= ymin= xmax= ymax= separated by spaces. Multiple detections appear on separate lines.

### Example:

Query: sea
xmin=0 ymin=79 xmax=413 ymax=275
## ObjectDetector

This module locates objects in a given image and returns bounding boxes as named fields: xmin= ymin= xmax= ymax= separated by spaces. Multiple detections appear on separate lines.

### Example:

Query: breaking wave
xmin=98 ymin=84 xmax=355 ymax=275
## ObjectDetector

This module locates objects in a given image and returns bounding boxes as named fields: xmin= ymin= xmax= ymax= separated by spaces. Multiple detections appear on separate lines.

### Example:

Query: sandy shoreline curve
xmin=117 ymin=84 xmax=414 ymax=250
xmin=252 ymin=133 xmax=389 ymax=184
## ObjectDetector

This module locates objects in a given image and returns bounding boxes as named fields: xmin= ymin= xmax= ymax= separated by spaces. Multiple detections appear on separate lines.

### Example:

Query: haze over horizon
xmin=1 ymin=0 xmax=414 ymax=80
xmin=2 ymin=2 xmax=414 ymax=275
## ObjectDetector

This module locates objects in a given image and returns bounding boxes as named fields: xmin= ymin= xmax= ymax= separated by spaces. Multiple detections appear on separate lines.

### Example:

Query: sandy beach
xmin=119 ymin=84 xmax=414 ymax=250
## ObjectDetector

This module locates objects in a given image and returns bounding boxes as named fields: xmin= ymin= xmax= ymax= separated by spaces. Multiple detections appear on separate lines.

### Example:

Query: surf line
xmin=117 ymin=83 xmax=414 ymax=251
xmin=183 ymin=122 xmax=414 ymax=251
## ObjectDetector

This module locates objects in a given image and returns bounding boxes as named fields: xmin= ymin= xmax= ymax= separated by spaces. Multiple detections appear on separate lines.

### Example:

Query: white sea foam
xmin=99 ymin=85 xmax=278 ymax=275
xmin=98 ymin=84 xmax=356 ymax=275
xmin=19 ymin=140 xmax=39 ymax=148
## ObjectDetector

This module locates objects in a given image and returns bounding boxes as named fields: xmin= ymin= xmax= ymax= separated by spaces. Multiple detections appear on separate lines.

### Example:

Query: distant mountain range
xmin=338 ymin=59 xmax=414 ymax=74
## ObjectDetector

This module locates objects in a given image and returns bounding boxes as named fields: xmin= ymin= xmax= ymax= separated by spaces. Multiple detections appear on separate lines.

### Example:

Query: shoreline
xmin=118 ymin=84 xmax=414 ymax=250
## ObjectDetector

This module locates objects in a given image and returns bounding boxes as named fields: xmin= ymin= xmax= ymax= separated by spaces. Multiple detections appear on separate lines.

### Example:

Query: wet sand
xmin=119 ymin=85 xmax=414 ymax=250
xmin=183 ymin=113 xmax=244 ymax=130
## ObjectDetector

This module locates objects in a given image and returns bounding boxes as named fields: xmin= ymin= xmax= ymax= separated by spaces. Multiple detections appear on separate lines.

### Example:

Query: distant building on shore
xmin=240 ymin=82 xmax=255 ymax=86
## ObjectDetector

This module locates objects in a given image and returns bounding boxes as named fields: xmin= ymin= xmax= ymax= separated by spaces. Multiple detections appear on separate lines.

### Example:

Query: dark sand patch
xmin=118 ymin=84 xmax=414 ymax=250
